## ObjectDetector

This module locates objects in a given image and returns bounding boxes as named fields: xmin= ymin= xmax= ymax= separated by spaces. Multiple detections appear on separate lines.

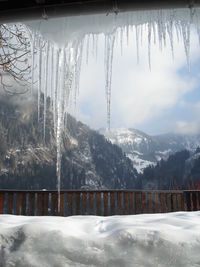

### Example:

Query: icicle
xmin=181 ymin=21 xmax=191 ymax=71
xmin=37 ymin=39 xmax=42 ymax=122
xmin=197 ymin=28 xmax=200 ymax=45
xmin=56 ymin=47 xmax=66 ymax=214
xmin=43 ymin=41 xmax=50 ymax=142
xmin=152 ymin=22 xmax=156 ymax=44
xmin=148 ymin=22 xmax=152 ymax=70
xmin=31 ymin=30 xmax=36 ymax=95
xmin=126 ymin=25 xmax=129 ymax=46
xmin=74 ymin=40 xmax=83 ymax=110
xmin=95 ymin=34 xmax=99 ymax=60
xmin=120 ymin=27 xmax=123 ymax=56
xmin=135 ymin=25 xmax=140 ymax=64
xmin=167 ymin=15 xmax=174 ymax=59
xmin=53 ymin=49 xmax=59 ymax=135
xmin=104 ymin=34 xmax=115 ymax=130
xmin=157 ymin=10 xmax=163 ymax=51
xmin=140 ymin=24 xmax=143 ymax=46
xmin=50 ymin=46 xmax=54 ymax=105
xmin=92 ymin=34 xmax=95 ymax=56
xmin=86 ymin=34 xmax=90 ymax=65
xmin=174 ymin=19 xmax=180 ymax=43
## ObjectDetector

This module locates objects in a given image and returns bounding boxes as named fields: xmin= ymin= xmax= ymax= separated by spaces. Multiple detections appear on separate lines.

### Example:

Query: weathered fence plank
xmin=0 ymin=192 xmax=4 ymax=214
xmin=192 ymin=192 xmax=197 ymax=211
xmin=160 ymin=193 xmax=165 ymax=213
xmin=185 ymin=191 xmax=192 ymax=211
xmin=37 ymin=192 xmax=42 ymax=216
xmin=42 ymin=193 xmax=49 ymax=216
xmin=7 ymin=192 xmax=13 ymax=214
xmin=135 ymin=192 xmax=141 ymax=214
xmin=75 ymin=192 xmax=80 ymax=216
xmin=60 ymin=193 xmax=65 ymax=216
xmin=67 ymin=192 xmax=73 ymax=216
xmin=172 ymin=193 xmax=177 ymax=212
xmin=29 ymin=192 xmax=35 ymax=216
xmin=198 ymin=192 xmax=200 ymax=211
xmin=129 ymin=192 xmax=134 ymax=214
xmin=89 ymin=192 xmax=94 ymax=215
xmin=124 ymin=192 xmax=129 ymax=215
xmin=148 ymin=192 xmax=152 ymax=213
xmin=117 ymin=192 xmax=122 ymax=215
xmin=142 ymin=192 xmax=146 ymax=214
xmin=16 ymin=193 xmax=21 ymax=215
xmin=103 ymin=192 xmax=108 ymax=216
xmin=177 ymin=193 xmax=184 ymax=211
xmin=166 ymin=193 xmax=172 ymax=212
xmin=110 ymin=192 xmax=115 ymax=216
xmin=154 ymin=192 xmax=160 ymax=213
xmin=96 ymin=192 xmax=101 ymax=216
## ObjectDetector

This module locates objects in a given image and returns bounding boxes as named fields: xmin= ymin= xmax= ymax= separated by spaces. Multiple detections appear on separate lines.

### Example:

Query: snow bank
xmin=0 ymin=212 xmax=200 ymax=267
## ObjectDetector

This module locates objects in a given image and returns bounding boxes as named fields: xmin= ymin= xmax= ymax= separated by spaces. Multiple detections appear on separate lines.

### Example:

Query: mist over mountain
xmin=100 ymin=128 xmax=200 ymax=173
xmin=0 ymin=94 xmax=138 ymax=190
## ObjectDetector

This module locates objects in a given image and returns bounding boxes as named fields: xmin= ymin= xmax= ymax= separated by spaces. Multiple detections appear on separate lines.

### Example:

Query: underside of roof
xmin=0 ymin=0 xmax=200 ymax=23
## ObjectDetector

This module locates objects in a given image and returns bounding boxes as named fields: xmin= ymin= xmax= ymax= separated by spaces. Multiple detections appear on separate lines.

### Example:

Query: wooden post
xmin=160 ymin=193 xmax=166 ymax=213
xmin=29 ymin=192 xmax=35 ymax=216
xmin=67 ymin=192 xmax=73 ymax=216
xmin=142 ymin=192 xmax=146 ymax=214
xmin=110 ymin=192 xmax=115 ymax=216
xmin=154 ymin=192 xmax=160 ymax=213
xmin=75 ymin=192 xmax=80 ymax=216
xmin=129 ymin=192 xmax=134 ymax=214
xmin=192 ymin=192 xmax=197 ymax=211
xmin=148 ymin=192 xmax=152 ymax=213
xmin=89 ymin=192 xmax=94 ymax=215
xmin=135 ymin=192 xmax=141 ymax=214
xmin=0 ymin=192 xmax=4 ymax=214
xmin=185 ymin=191 xmax=192 ymax=211
xmin=103 ymin=192 xmax=108 ymax=216
xmin=166 ymin=193 xmax=172 ymax=212
xmin=124 ymin=192 xmax=129 ymax=215
xmin=60 ymin=193 xmax=65 ymax=216
xmin=96 ymin=192 xmax=101 ymax=216
xmin=16 ymin=193 xmax=21 ymax=215
xmin=7 ymin=192 xmax=14 ymax=214
xmin=177 ymin=193 xmax=184 ymax=211
xmin=37 ymin=192 xmax=42 ymax=216
xmin=117 ymin=192 xmax=122 ymax=215
xmin=172 ymin=193 xmax=177 ymax=212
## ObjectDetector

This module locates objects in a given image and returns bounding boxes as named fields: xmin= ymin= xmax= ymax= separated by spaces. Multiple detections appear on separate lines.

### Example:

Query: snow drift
xmin=0 ymin=212 xmax=200 ymax=267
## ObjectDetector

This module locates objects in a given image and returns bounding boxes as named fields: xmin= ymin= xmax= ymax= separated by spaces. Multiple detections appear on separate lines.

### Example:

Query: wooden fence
xmin=0 ymin=190 xmax=199 ymax=216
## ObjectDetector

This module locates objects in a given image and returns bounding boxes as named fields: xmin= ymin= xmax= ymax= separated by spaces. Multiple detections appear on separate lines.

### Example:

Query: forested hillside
xmin=0 ymin=93 xmax=138 ymax=189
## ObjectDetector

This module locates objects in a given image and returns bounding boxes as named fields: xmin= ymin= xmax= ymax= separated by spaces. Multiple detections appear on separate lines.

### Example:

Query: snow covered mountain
xmin=100 ymin=128 xmax=200 ymax=173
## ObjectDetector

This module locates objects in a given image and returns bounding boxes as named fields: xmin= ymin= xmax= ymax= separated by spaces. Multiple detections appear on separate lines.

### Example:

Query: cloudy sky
xmin=76 ymin=26 xmax=200 ymax=135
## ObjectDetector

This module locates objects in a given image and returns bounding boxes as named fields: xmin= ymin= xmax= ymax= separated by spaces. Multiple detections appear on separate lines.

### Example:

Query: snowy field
xmin=0 ymin=212 xmax=200 ymax=267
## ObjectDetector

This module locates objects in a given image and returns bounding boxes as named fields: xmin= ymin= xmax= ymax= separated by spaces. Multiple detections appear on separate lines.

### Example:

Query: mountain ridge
xmin=100 ymin=127 xmax=200 ymax=173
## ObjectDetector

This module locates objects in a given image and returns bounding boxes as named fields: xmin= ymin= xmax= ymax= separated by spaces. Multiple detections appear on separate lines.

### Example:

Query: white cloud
xmin=77 ymin=27 xmax=200 ymax=133
xmin=175 ymin=102 xmax=200 ymax=135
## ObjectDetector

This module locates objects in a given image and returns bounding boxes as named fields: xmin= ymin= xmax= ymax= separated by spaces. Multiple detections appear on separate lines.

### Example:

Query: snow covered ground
xmin=0 ymin=212 xmax=200 ymax=267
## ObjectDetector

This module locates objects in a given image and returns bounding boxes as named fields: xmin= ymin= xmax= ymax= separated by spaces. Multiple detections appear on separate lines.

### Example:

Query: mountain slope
xmin=0 ymin=94 xmax=138 ymax=189
xmin=140 ymin=148 xmax=200 ymax=190
xmin=100 ymin=128 xmax=200 ymax=173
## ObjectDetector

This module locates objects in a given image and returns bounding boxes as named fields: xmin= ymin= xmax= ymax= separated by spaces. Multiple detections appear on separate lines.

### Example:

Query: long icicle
xmin=104 ymin=34 xmax=115 ymax=130
xmin=43 ymin=41 xmax=50 ymax=142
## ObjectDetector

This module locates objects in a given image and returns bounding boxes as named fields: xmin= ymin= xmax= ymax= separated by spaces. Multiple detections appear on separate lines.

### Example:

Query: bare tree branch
xmin=0 ymin=24 xmax=32 ymax=94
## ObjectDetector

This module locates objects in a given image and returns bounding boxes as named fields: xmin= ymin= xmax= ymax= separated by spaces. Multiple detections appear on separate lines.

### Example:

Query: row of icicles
xmin=24 ymin=7 xmax=200 ymax=211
